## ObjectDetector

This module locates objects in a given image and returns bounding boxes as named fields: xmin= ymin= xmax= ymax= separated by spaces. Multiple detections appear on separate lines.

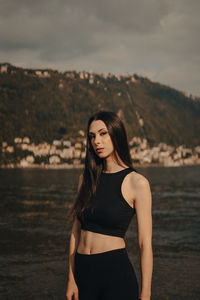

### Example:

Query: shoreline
xmin=1 ymin=162 xmax=200 ymax=169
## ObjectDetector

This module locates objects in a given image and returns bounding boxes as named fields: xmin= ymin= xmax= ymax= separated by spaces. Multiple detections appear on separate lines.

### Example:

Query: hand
xmin=66 ymin=278 xmax=79 ymax=300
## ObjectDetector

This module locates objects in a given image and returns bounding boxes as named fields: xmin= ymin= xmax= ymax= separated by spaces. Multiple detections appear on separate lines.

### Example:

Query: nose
xmin=94 ymin=134 xmax=101 ymax=145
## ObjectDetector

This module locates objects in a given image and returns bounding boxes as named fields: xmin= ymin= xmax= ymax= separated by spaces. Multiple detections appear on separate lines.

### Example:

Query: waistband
xmin=75 ymin=247 xmax=127 ymax=258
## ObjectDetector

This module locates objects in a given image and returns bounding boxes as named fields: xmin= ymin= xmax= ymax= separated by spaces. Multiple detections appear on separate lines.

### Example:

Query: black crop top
xmin=77 ymin=167 xmax=136 ymax=238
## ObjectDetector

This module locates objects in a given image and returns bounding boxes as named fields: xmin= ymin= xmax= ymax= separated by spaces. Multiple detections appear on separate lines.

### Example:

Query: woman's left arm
xmin=134 ymin=176 xmax=153 ymax=300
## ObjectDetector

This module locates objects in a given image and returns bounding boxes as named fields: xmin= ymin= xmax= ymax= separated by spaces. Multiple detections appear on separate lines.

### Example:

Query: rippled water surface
xmin=0 ymin=166 xmax=200 ymax=300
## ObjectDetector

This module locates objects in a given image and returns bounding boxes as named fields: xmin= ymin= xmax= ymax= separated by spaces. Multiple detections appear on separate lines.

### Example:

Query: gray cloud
xmin=0 ymin=0 xmax=200 ymax=96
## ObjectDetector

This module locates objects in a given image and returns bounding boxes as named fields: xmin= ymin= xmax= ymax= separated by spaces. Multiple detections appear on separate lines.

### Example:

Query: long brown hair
xmin=67 ymin=110 xmax=138 ymax=224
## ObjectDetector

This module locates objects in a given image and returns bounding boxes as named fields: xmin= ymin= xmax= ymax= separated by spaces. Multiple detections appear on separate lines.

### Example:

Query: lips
xmin=96 ymin=148 xmax=104 ymax=152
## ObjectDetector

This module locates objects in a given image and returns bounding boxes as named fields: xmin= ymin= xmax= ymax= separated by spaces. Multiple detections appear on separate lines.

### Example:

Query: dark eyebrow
xmin=89 ymin=128 xmax=107 ymax=134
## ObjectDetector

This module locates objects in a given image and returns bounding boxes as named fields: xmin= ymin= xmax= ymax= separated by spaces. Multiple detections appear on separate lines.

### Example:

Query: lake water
xmin=0 ymin=166 xmax=199 ymax=300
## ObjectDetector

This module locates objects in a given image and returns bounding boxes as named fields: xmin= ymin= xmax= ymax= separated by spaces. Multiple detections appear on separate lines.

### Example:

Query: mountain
xmin=0 ymin=62 xmax=200 ymax=147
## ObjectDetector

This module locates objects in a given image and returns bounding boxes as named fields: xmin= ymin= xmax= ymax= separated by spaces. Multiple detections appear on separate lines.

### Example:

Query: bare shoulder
xmin=121 ymin=170 xmax=150 ymax=205
xmin=128 ymin=171 xmax=152 ymax=208
xmin=128 ymin=171 xmax=150 ymax=189
xmin=123 ymin=170 xmax=150 ymax=194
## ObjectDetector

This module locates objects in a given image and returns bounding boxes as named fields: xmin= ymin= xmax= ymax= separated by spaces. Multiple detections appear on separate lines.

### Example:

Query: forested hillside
xmin=1 ymin=63 xmax=200 ymax=147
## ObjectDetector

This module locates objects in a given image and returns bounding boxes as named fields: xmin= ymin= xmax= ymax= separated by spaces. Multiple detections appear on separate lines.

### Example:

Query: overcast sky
xmin=1 ymin=0 xmax=200 ymax=96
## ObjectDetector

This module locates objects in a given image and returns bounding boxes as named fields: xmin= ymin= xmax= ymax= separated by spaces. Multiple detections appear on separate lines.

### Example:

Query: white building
xmin=49 ymin=155 xmax=61 ymax=164
xmin=23 ymin=137 xmax=30 ymax=144
xmin=1 ymin=64 xmax=8 ymax=73
xmin=78 ymin=130 xmax=85 ymax=137
xmin=6 ymin=146 xmax=14 ymax=153
xmin=75 ymin=142 xmax=82 ymax=149
xmin=14 ymin=137 xmax=22 ymax=144
xmin=53 ymin=140 xmax=62 ymax=146
xmin=63 ymin=140 xmax=71 ymax=147
xmin=26 ymin=155 xmax=35 ymax=164
xmin=74 ymin=149 xmax=81 ymax=158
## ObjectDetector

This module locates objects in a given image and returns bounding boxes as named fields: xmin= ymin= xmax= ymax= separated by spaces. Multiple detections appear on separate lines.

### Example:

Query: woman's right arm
xmin=66 ymin=173 xmax=83 ymax=300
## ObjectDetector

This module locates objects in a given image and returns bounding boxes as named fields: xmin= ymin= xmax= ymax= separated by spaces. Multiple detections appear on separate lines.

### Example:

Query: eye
xmin=100 ymin=131 xmax=107 ymax=136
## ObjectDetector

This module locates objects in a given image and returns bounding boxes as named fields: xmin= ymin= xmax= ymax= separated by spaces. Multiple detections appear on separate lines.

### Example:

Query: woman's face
xmin=88 ymin=120 xmax=114 ymax=158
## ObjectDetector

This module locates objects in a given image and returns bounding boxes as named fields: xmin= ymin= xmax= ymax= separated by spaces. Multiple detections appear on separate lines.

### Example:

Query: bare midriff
xmin=76 ymin=229 xmax=126 ymax=254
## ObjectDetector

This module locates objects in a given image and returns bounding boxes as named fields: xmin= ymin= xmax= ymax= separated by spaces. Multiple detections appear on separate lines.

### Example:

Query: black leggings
xmin=74 ymin=247 xmax=139 ymax=300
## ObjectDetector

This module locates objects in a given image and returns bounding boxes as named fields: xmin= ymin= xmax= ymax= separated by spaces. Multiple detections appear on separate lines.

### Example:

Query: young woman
xmin=66 ymin=111 xmax=153 ymax=300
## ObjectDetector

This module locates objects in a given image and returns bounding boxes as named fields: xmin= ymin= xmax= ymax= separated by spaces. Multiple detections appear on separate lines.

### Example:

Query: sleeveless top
xmin=77 ymin=167 xmax=136 ymax=238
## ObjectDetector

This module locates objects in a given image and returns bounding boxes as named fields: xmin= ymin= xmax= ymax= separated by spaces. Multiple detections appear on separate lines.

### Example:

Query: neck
xmin=103 ymin=155 xmax=128 ymax=173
